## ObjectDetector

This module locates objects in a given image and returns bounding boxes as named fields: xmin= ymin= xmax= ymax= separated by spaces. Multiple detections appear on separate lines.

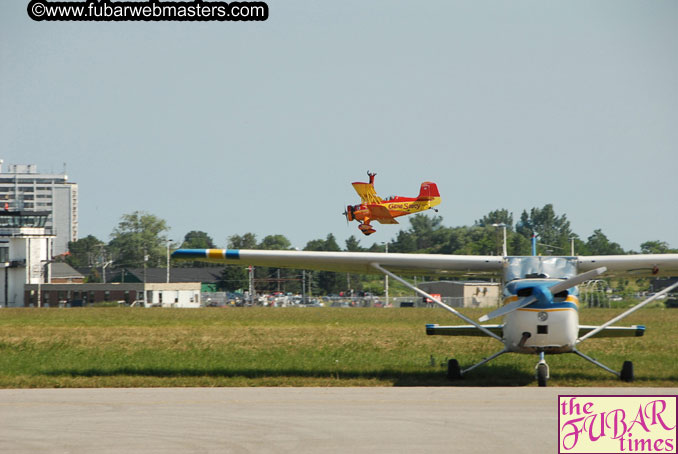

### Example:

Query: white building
xmin=0 ymin=161 xmax=78 ymax=255
xmin=418 ymin=281 xmax=501 ymax=308
xmin=23 ymin=282 xmax=202 ymax=308
xmin=0 ymin=210 xmax=54 ymax=307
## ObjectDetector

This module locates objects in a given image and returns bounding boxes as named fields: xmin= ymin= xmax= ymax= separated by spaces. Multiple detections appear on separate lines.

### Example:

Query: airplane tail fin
xmin=417 ymin=182 xmax=440 ymax=201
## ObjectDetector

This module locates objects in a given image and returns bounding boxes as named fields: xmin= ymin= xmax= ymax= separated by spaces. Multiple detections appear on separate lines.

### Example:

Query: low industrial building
xmin=418 ymin=281 xmax=500 ymax=308
xmin=23 ymin=282 xmax=202 ymax=308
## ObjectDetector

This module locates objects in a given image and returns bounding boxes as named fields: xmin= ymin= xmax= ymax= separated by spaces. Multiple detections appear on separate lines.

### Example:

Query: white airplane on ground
xmin=172 ymin=247 xmax=678 ymax=386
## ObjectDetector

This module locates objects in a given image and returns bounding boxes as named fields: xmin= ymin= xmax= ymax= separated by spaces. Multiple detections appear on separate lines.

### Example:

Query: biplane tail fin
xmin=417 ymin=182 xmax=440 ymax=201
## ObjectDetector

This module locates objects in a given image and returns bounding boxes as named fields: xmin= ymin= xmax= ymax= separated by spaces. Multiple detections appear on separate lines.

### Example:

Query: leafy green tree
xmin=390 ymin=214 xmax=444 ymax=252
xmin=516 ymin=204 xmax=573 ymax=254
xmin=475 ymin=209 xmax=513 ymax=228
xmin=640 ymin=240 xmax=677 ymax=254
xmin=228 ymin=233 xmax=258 ymax=249
xmin=219 ymin=266 xmax=248 ymax=292
xmin=586 ymin=229 xmax=625 ymax=255
xmin=304 ymin=234 xmax=342 ymax=294
xmin=345 ymin=235 xmax=365 ymax=252
xmin=181 ymin=231 xmax=216 ymax=249
xmin=258 ymin=235 xmax=292 ymax=250
xmin=220 ymin=233 xmax=299 ymax=293
xmin=175 ymin=230 xmax=217 ymax=268
xmin=67 ymin=235 xmax=105 ymax=267
xmin=108 ymin=211 xmax=169 ymax=268
xmin=256 ymin=235 xmax=296 ymax=292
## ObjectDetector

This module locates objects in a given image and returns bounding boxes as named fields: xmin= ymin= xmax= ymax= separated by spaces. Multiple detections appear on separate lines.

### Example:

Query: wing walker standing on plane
xmin=173 ymin=240 xmax=678 ymax=386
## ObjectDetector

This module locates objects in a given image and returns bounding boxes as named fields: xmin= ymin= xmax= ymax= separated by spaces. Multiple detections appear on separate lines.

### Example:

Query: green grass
xmin=0 ymin=307 xmax=676 ymax=388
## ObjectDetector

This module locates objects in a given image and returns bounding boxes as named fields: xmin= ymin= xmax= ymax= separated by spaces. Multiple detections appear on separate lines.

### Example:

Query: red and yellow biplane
xmin=343 ymin=172 xmax=441 ymax=235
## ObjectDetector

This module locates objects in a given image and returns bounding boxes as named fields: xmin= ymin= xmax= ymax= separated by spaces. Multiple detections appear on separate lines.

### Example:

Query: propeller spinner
xmin=478 ymin=267 xmax=607 ymax=322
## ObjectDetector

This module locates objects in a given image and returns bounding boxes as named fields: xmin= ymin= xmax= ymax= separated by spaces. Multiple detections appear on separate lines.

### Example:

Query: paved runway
xmin=0 ymin=387 xmax=674 ymax=453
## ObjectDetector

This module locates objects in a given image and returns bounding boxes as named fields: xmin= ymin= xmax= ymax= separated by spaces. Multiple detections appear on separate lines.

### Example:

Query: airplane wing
xmin=426 ymin=324 xmax=503 ymax=338
xmin=577 ymin=325 xmax=645 ymax=338
xmin=352 ymin=182 xmax=382 ymax=204
xmin=367 ymin=205 xmax=399 ymax=224
xmin=172 ymin=249 xmax=504 ymax=277
xmin=577 ymin=254 xmax=678 ymax=277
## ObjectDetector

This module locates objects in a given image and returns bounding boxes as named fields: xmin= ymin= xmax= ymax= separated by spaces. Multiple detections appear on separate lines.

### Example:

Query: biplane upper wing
xmin=577 ymin=254 xmax=678 ymax=277
xmin=352 ymin=182 xmax=382 ymax=204
xmin=367 ymin=204 xmax=399 ymax=224
xmin=172 ymin=249 xmax=504 ymax=277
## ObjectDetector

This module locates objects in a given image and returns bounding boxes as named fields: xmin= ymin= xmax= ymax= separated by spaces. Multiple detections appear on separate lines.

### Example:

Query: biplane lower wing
xmin=367 ymin=204 xmax=399 ymax=224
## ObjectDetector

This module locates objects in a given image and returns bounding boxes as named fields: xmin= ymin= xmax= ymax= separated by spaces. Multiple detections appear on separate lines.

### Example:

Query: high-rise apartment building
xmin=0 ymin=161 xmax=78 ymax=255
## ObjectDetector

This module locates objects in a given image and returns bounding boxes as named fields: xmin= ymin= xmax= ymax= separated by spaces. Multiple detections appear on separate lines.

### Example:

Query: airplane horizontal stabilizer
xmin=577 ymin=325 xmax=645 ymax=339
xmin=426 ymin=324 xmax=503 ymax=338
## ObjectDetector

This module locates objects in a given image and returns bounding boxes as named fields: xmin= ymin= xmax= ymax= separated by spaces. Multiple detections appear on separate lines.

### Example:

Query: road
xmin=0 ymin=387 xmax=674 ymax=453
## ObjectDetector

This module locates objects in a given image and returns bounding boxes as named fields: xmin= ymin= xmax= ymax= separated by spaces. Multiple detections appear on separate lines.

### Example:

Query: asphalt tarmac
xmin=0 ymin=387 xmax=673 ymax=453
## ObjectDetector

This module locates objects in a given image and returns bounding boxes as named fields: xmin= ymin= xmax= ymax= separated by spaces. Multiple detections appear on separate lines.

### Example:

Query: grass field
xmin=0 ymin=307 xmax=676 ymax=388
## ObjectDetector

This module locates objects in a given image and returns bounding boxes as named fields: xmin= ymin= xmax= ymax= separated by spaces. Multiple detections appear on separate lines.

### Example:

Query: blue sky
xmin=1 ymin=0 xmax=676 ymax=251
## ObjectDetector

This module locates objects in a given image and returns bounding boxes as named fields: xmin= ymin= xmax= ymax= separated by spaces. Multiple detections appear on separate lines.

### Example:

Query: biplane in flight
xmin=343 ymin=172 xmax=441 ymax=235
xmin=173 ymin=244 xmax=678 ymax=386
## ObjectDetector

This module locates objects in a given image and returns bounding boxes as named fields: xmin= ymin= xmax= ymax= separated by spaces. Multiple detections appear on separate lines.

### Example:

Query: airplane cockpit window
xmin=504 ymin=256 xmax=577 ymax=282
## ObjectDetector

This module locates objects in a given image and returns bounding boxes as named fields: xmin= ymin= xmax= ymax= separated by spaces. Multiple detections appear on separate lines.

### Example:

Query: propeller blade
xmin=547 ymin=266 xmax=607 ymax=295
xmin=479 ymin=296 xmax=536 ymax=322
xmin=478 ymin=266 xmax=608 ymax=322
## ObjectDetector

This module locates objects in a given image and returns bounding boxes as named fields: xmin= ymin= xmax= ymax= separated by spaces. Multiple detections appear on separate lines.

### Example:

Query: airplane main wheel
xmin=537 ymin=364 xmax=548 ymax=387
xmin=620 ymin=361 xmax=634 ymax=382
xmin=447 ymin=359 xmax=462 ymax=380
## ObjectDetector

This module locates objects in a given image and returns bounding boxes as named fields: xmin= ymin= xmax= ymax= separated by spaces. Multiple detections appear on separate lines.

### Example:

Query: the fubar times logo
xmin=559 ymin=395 xmax=677 ymax=453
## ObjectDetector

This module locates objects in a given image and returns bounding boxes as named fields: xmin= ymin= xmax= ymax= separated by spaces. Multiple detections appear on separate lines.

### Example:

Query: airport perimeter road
xmin=0 ymin=387 xmax=673 ymax=454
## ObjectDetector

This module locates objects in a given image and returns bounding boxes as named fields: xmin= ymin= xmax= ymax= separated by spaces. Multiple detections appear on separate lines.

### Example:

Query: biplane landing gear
xmin=358 ymin=223 xmax=376 ymax=236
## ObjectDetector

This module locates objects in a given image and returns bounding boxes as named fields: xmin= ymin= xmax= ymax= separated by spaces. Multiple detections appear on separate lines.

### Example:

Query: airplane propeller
xmin=478 ymin=266 xmax=607 ymax=322
xmin=342 ymin=205 xmax=354 ymax=226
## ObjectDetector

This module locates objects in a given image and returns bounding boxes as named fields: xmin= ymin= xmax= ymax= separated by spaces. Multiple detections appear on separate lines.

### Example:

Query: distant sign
xmin=425 ymin=293 xmax=442 ymax=303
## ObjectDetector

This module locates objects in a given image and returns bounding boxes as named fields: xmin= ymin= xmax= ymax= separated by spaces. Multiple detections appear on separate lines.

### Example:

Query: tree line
xmin=66 ymin=205 xmax=677 ymax=295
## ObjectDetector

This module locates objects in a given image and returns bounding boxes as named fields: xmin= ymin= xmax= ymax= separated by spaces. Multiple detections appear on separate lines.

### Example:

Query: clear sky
xmin=1 ymin=1 xmax=676 ymax=251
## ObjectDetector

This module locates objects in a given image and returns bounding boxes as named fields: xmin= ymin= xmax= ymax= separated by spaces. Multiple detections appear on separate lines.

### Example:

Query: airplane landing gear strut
xmin=573 ymin=349 xmax=634 ymax=382
xmin=536 ymin=351 xmax=549 ymax=387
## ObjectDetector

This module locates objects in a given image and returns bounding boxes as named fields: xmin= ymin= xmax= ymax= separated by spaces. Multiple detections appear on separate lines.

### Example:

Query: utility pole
xmin=143 ymin=248 xmax=148 ymax=284
xmin=492 ymin=223 xmax=508 ymax=257
xmin=166 ymin=239 xmax=173 ymax=283
xmin=248 ymin=266 xmax=255 ymax=305
xmin=384 ymin=242 xmax=389 ymax=306
xmin=302 ymin=270 xmax=306 ymax=304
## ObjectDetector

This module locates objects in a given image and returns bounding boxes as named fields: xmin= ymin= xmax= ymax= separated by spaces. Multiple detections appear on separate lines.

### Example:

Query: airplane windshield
xmin=504 ymin=256 xmax=577 ymax=282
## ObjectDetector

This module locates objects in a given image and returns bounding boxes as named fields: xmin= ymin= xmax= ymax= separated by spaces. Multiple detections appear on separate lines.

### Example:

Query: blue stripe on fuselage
xmin=226 ymin=249 xmax=240 ymax=259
